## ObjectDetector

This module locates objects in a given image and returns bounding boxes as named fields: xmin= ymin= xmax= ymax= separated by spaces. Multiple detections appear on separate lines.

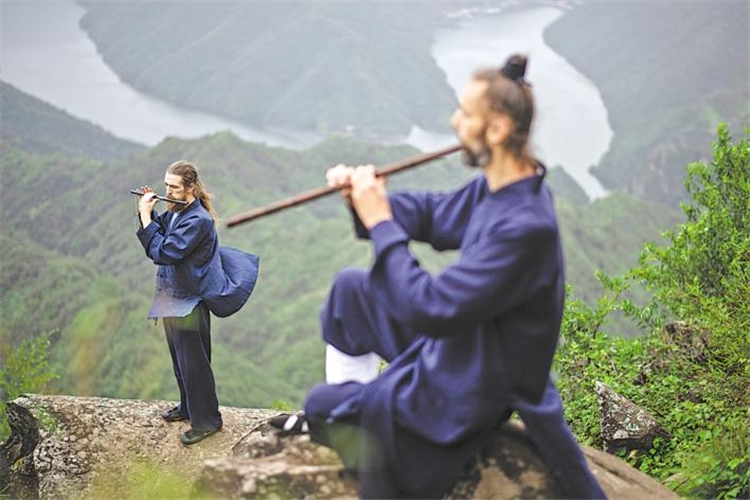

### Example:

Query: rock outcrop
xmin=1 ymin=395 xmax=278 ymax=499
xmin=596 ymin=381 xmax=672 ymax=454
xmin=2 ymin=394 xmax=679 ymax=499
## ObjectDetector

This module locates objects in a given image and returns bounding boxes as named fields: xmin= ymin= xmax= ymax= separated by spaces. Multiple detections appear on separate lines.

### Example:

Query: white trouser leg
xmin=325 ymin=344 xmax=382 ymax=384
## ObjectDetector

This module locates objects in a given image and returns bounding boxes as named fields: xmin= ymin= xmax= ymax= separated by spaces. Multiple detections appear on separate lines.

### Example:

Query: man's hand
xmin=138 ymin=185 xmax=159 ymax=227
xmin=350 ymin=166 xmax=393 ymax=230
xmin=326 ymin=164 xmax=354 ymax=203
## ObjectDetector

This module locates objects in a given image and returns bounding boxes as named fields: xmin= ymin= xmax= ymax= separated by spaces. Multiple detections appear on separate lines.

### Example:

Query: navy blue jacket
xmin=137 ymin=198 xmax=259 ymax=318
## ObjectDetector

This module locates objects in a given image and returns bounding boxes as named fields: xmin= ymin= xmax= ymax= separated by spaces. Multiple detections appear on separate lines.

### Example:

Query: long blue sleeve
xmin=353 ymin=176 xmax=488 ymax=251
xmin=368 ymin=203 xmax=558 ymax=336
xmin=137 ymin=212 xmax=213 ymax=266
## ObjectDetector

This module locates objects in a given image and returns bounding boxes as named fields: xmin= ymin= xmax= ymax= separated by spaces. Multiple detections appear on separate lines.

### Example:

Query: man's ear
xmin=485 ymin=113 xmax=513 ymax=147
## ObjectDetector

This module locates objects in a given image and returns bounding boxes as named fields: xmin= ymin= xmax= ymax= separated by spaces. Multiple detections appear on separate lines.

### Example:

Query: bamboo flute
xmin=226 ymin=143 xmax=462 ymax=228
xmin=130 ymin=189 xmax=188 ymax=205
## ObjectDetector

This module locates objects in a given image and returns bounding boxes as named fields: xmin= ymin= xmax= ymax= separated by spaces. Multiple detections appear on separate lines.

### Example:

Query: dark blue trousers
xmin=308 ymin=267 xmax=605 ymax=499
xmin=305 ymin=382 xmax=365 ymax=473
xmin=320 ymin=267 xmax=417 ymax=359
xmin=163 ymin=302 xmax=222 ymax=431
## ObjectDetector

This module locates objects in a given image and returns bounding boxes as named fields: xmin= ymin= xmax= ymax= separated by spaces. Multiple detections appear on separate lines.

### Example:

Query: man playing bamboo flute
xmin=273 ymin=54 xmax=605 ymax=498
xmin=136 ymin=161 xmax=259 ymax=445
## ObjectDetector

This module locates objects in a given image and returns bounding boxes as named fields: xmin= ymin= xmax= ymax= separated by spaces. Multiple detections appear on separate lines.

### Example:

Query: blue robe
xmin=310 ymin=173 xmax=579 ymax=498
xmin=137 ymin=198 xmax=259 ymax=318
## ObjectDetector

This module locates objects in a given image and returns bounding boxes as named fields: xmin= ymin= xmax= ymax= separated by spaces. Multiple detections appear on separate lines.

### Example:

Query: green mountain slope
xmin=0 ymin=81 xmax=143 ymax=161
xmin=1 ymin=86 xmax=680 ymax=407
xmin=544 ymin=1 xmax=749 ymax=205
xmin=0 ymin=213 xmax=301 ymax=406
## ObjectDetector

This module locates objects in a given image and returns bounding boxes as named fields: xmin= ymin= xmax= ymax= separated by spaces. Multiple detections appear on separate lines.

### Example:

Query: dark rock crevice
xmin=1 ymin=399 xmax=42 ymax=499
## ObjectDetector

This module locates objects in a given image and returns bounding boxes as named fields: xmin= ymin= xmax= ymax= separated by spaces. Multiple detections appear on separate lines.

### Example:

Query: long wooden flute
xmin=226 ymin=143 xmax=462 ymax=228
xmin=130 ymin=189 xmax=188 ymax=205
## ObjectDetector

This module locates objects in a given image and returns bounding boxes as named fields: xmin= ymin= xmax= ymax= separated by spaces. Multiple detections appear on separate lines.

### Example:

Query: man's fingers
xmin=351 ymin=165 xmax=376 ymax=181
xmin=350 ymin=165 xmax=377 ymax=193
xmin=349 ymin=165 xmax=391 ymax=229
xmin=326 ymin=164 xmax=378 ymax=189
xmin=138 ymin=192 xmax=159 ymax=212
xmin=326 ymin=164 xmax=354 ymax=188
xmin=339 ymin=186 xmax=353 ymax=201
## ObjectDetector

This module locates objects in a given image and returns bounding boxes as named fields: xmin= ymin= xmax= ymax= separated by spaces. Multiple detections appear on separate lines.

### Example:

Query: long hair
xmin=473 ymin=54 xmax=535 ymax=165
xmin=167 ymin=160 xmax=218 ymax=220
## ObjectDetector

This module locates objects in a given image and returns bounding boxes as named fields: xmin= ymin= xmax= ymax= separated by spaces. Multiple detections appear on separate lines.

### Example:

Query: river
xmin=1 ymin=1 xmax=611 ymax=198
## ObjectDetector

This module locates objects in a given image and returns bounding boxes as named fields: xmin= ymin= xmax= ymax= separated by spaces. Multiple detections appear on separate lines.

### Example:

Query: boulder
xmin=596 ymin=381 xmax=672 ymax=454
xmin=2 ymin=394 xmax=679 ymax=499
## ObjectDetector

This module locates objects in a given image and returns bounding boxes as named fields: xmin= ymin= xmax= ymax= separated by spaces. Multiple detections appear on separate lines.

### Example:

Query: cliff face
xmin=1 ymin=394 xmax=678 ymax=499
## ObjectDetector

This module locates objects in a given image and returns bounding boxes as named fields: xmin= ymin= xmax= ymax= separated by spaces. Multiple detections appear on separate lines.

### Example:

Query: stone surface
xmin=196 ymin=418 xmax=357 ymax=499
xmin=596 ymin=381 xmax=672 ymax=454
xmin=1 ymin=394 xmax=277 ymax=499
xmin=447 ymin=421 xmax=565 ymax=499
xmin=2 ymin=394 xmax=680 ymax=499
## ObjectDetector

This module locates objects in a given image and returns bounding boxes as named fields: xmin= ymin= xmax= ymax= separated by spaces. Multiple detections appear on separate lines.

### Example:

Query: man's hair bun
xmin=500 ymin=54 xmax=529 ymax=85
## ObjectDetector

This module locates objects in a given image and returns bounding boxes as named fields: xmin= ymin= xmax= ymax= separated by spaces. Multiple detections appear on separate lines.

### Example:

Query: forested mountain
xmin=545 ymin=1 xmax=749 ymax=205
xmin=0 ymin=84 xmax=681 ymax=408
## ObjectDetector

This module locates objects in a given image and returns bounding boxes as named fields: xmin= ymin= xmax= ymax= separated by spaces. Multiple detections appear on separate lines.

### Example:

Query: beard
xmin=461 ymin=143 xmax=492 ymax=169
xmin=166 ymin=199 xmax=186 ymax=212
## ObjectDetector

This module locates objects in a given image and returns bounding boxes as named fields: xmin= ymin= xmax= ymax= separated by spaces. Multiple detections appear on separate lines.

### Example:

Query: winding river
xmin=1 ymin=1 xmax=611 ymax=198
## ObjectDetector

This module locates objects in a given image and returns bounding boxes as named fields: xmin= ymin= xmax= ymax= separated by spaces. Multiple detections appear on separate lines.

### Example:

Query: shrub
xmin=556 ymin=124 xmax=749 ymax=499
xmin=0 ymin=334 xmax=57 ymax=440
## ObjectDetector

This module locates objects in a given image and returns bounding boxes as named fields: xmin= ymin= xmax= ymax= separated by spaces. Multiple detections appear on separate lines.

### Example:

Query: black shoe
xmin=180 ymin=426 xmax=221 ymax=445
xmin=269 ymin=412 xmax=309 ymax=436
xmin=161 ymin=406 xmax=189 ymax=422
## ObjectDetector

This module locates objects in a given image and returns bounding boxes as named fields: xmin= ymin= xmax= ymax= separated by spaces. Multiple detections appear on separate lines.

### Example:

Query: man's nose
xmin=450 ymin=110 xmax=460 ymax=130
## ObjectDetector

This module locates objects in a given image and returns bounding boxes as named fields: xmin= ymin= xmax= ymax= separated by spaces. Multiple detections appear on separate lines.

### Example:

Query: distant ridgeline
xmin=1 ymin=80 xmax=680 ymax=412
